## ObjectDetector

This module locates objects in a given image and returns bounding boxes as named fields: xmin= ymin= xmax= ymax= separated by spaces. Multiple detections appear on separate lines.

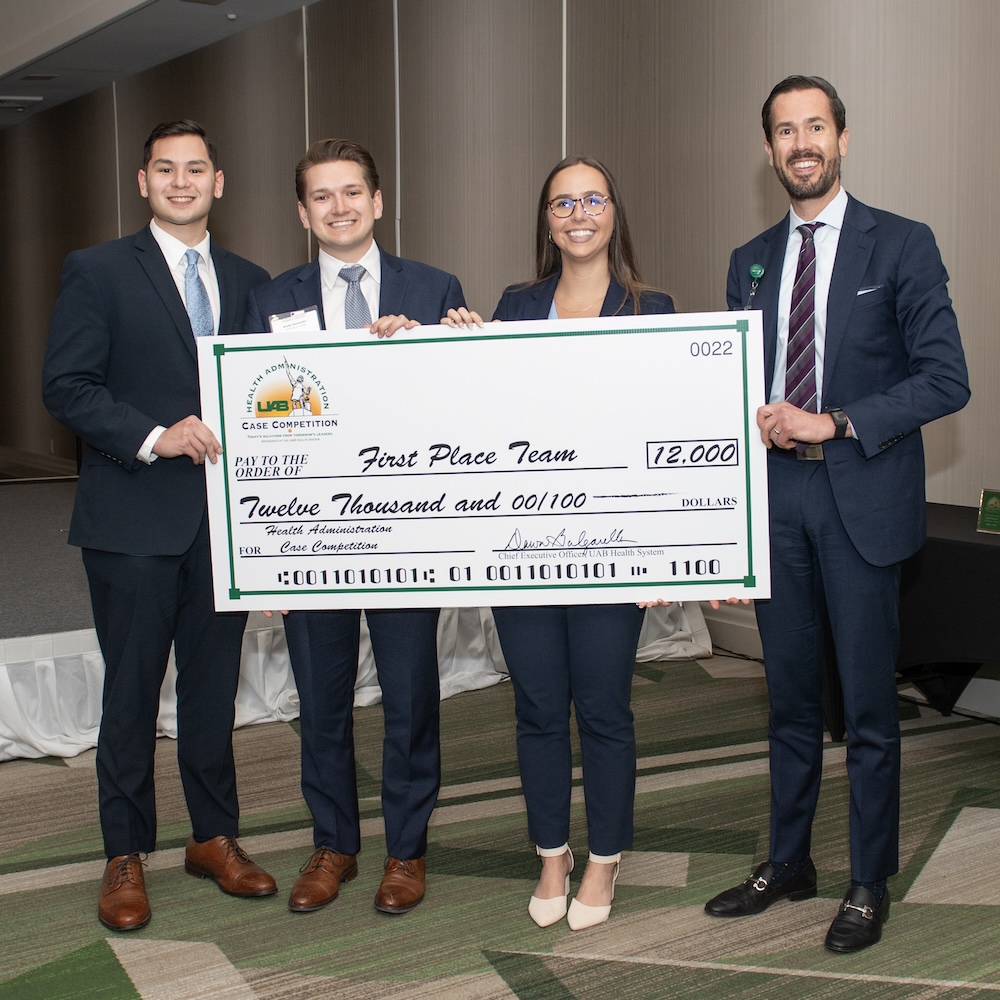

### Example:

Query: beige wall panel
xmin=115 ymin=11 xmax=306 ymax=279
xmin=567 ymin=0 xmax=772 ymax=312
xmin=7 ymin=0 xmax=998 ymax=504
xmin=1 ymin=88 xmax=118 ymax=461
xmin=398 ymin=0 xmax=563 ymax=315
xmin=305 ymin=0 xmax=397 ymax=258
xmin=569 ymin=0 xmax=996 ymax=508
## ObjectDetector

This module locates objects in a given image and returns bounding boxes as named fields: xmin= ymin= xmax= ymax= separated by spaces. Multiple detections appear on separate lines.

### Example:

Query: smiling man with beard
xmin=702 ymin=76 xmax=969 ymax=953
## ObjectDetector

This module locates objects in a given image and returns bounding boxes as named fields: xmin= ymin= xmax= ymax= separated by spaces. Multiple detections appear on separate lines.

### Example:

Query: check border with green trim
xmin=197 ymin=311 xmax=770 ymax=609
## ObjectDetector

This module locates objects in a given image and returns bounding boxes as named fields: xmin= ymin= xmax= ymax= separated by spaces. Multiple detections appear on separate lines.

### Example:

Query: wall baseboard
xmin=0 ymin=445 xmax=76 ymax=480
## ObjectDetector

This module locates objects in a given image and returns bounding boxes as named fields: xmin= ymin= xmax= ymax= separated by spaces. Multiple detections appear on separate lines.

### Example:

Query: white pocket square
xmin=856 ymin=285 xmax=883 ymax=296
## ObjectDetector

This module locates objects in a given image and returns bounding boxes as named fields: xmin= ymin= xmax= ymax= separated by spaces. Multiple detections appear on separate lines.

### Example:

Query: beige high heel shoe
xmin=528 ymin=844 xmax=574 ymax=928
xmin=567 ymin=853 xmax=620 ymax=931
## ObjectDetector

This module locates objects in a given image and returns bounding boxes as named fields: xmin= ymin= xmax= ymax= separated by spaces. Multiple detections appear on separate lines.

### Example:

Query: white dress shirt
xmin=769 ymin=186 xmax=848 ymax=409
xmin=149 ymin=219 xmax=221 ymax=335
xmin=138 ymin=221 xmax=222 ymax=463
xmin=317 ymin=240 xmax=383 ymax=329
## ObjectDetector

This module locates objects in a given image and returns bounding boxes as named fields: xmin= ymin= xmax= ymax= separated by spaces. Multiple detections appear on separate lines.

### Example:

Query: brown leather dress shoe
xmin=98 ymin=854 xmax=151 ymax=931
xmin=184 ymin=836 xmax=277 ymax=897
xmin=288 ymin=848 xmax=359 ymax=913
xmin=374 ymin=856 xmax=425 ymax=914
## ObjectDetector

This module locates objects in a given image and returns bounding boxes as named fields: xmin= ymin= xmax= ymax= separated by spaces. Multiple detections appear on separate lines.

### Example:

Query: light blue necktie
xmin=184 ymin=248 xmax=214 ymax=338
xmin=340 ymin=264 xmax=372 ymax=328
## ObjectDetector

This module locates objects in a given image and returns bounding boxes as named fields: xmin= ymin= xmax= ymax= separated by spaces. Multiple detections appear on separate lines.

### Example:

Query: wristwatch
xmin=827 ymin=407 xmax=849 ymax=440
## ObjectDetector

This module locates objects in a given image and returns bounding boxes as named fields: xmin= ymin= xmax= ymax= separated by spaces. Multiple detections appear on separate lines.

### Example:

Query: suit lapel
xmin=526 ymin=275 xmax=558 ymax=319
xmin=759 ymin=218 xmax=788 ymax=396
xmin=378 ymin=249 xmax=406 ymax=317
xmin=599 ymin=276 xmax=628 ymax=317
xmin=133 ymin=227 xmax=196 ymax=358
xmin=292 ymin=261 xmax=325 ymax=327
xmin=212 ymin=244 xmax=237 ymax=334
xmin=823 ymin=197 xmax=876 ymax=398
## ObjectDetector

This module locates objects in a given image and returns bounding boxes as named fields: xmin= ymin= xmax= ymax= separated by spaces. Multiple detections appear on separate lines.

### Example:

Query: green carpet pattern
xmin=2 ymin=656 xmax=999 ymax=999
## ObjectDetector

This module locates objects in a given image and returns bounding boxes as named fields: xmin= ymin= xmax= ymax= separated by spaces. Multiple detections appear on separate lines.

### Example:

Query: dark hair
xmin=534 ymin=155 xmax=650 ymax=315
xmin=142 ymin=120 xmax=218 ymax=169
xmin=761 ymin=75 xmax=846 ymax=139
xmin=295 ymin=139 xmax=380 ymax=202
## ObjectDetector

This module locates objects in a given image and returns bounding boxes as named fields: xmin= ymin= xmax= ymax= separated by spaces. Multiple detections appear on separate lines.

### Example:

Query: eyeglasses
xmin=547 ymin=194 xmax=610 ymax=218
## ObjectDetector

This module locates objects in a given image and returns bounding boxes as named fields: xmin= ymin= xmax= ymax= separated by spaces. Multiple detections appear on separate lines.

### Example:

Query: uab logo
xmin=257 ymin=399 xmax=290 ymax=413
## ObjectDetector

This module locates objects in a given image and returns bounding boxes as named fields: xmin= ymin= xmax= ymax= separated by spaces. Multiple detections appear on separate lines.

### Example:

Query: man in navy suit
xmin=704 ymin=77 xmax=969 ymax=952
xmin=244 ymin=139 xmax=466 ymax=916
xmin=42 ymin=121 xmax=276 ymax=931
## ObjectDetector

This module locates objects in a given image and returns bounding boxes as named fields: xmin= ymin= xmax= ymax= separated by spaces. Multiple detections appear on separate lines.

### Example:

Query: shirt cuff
xmin=137 ymin=426 xmax=166 ymax=464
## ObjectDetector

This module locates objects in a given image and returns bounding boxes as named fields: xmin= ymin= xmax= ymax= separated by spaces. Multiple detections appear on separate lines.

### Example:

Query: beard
xmin=774 ymin=149 xmax=841 ymax=201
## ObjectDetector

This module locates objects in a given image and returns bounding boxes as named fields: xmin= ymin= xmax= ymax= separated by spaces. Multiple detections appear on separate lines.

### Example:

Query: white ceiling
xmin=0 ymin=0 xmax=321 ymax=131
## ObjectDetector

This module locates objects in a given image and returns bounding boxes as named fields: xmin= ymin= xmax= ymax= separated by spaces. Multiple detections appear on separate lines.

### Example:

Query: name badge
xmin=268 ymin=306 xmax=322 ymax=333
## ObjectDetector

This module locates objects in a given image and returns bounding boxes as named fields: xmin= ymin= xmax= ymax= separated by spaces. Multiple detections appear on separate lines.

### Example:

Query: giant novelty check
xmin=198 ymin=312 xmax=770 ymax=610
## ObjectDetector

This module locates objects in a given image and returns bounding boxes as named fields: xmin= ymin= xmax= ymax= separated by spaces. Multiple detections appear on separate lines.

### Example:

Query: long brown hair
xmin=533 ymin=155 xmax=651 ymax=314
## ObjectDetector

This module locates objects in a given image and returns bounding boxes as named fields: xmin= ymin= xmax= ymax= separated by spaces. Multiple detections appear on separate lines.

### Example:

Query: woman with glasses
xmin=446 ymin=156 xmax=674 ymax=930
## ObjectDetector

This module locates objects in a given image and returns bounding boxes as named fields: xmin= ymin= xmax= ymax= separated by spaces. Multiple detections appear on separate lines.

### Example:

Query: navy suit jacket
xmin=42 ymin=226 xmax=269 ymax=556
xmin=728 ymin=195 xmax=969 ymax=566
xmin=242 ymin=245 xmax=466 ymax=332
xmin=492 ymin=272 xmax=675 ymax=321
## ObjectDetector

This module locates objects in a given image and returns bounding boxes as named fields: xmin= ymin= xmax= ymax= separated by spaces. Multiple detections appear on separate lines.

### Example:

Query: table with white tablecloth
xmin=0 ymin=603 xmax=711 ymax=762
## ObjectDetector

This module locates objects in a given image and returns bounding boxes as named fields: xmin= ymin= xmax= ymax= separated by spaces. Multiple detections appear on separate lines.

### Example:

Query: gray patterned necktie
xmin=184 ymin=248 xmax=214 ymax=338
xmin=340 ymin=264 xmax=372 ymax=328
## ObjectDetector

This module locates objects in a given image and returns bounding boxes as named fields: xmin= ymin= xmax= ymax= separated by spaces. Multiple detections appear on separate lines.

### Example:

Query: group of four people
xmin=42 ymin=74 xmax=968 ymax=955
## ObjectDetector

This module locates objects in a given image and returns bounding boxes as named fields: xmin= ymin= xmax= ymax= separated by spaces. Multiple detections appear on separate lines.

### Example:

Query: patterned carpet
xmin=2 ymin=656 xmax=999 ymax=999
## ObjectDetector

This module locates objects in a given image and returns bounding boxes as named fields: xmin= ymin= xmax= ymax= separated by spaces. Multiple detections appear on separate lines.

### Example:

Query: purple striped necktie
xmin=785 ymin=222 xmax=824 ymax=413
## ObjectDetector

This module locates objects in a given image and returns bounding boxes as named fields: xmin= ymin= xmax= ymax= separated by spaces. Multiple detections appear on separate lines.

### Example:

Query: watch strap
xmin=828 ymin=407 xmax=849 ymax=440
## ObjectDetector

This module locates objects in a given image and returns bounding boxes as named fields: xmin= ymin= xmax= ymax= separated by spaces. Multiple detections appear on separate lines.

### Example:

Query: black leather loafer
xmin=824 ymin=885 xmax=889 ymax=953
xmin=704 ymin=859 xmax=817 ymax=917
